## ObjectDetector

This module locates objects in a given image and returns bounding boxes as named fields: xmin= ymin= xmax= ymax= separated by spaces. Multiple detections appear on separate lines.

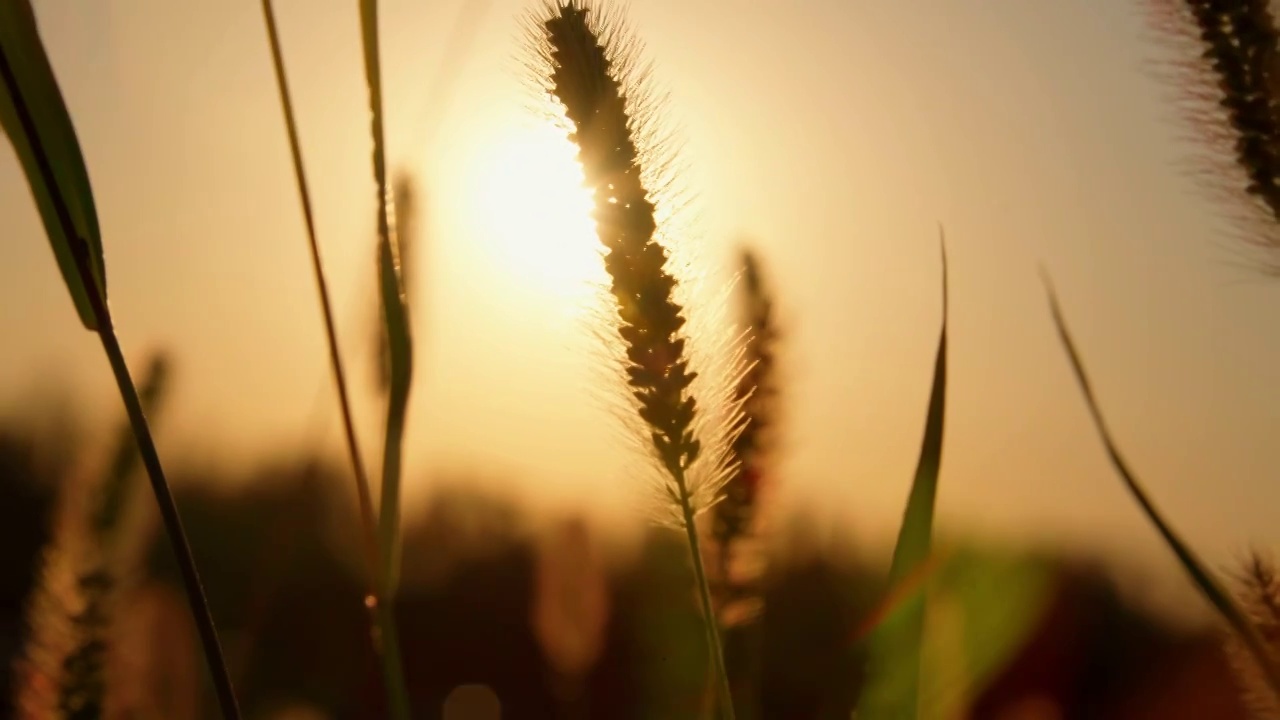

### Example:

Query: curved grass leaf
xmin=0 ymin=0 xmax=104 ymax=330
xmin=1043 ymin=273 xmax=1280 ymax=703
xmin=860 ymin=234 xmax=948 ymax=720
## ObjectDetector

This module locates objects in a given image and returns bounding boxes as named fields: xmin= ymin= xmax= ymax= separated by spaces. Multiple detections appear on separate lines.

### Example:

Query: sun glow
xmin=467 ymin=122 xmax=606 ymax=314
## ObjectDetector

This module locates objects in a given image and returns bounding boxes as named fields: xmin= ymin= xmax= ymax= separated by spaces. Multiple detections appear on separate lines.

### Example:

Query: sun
xmin=466 ymin=121 xmax=606 ymax=315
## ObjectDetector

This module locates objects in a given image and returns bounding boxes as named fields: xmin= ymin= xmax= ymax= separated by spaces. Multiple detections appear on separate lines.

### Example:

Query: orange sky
xmin=3 ymin=1 xmax=1279 ymax=615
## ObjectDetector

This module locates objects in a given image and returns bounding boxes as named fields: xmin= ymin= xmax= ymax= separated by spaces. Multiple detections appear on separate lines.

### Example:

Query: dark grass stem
xmin=676 ymin=470 xmax=735 ymax=720
xmin=1044 ymin=275 xmax=1280 ymax=703
xmin=259 ymin=3 xmax=410 ymax=716
xmin=0 ymin=39 xmax=241 ymax=720
xmin=259 ymin=0 xmax=379 ymax=575
xmin=92 ymin=312 xmax=242 ymax=720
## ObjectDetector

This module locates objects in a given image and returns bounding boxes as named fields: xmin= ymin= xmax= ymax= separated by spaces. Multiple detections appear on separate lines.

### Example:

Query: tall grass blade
xmin=258 ymin=0 xmax=380 ymax=578
xmin=1042 ymin=273 xmax=1280 ymax=703
xmin=860 ymin=234 xmax=948 ymax=720
xmin=360 ymin=2 xmax=415 ymax=717
xmin=0 ymin=0 xmax=104 ymax=330
xmin=0 ymin=10 xmax=240 ymax=718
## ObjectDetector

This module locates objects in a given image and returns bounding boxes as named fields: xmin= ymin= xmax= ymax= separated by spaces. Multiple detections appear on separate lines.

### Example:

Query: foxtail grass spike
xmin=713 ymin=246 xmax=778 ymax=720
xmin=1145 ymin=0 xmax=1280 ymax=269
xmin=1043 ymin=272 xmax=1280 ymax=703
xmin=714 ymin=247 xmax=778 ymax=580
xmin=17 ymin=352 xmax=179 ymax=720
xmin=360 ymin=2 xmax=415 ymax=718
xmin=1 ymin=8 xmax=240 ymax=718
xmin=1226 ymin=551 xmax=1280 ymax=718
xmin=531 ymin=2 xmax=736 ymax=717
xmin=860 ymin=232 xmax=949 ymax=720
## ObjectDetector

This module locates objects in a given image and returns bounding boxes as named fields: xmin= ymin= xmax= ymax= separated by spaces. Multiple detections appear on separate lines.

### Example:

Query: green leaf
xmin=0 ymin=0 xmax=105 ymax=330
xmin=860 ymin=234 xmax=948 ymax=720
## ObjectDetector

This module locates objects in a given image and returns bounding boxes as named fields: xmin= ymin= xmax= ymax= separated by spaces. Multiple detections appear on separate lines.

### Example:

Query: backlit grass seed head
xmin=714 ymin=247 xmax=778 ymax=553
xmin=1146 ymin=0 xmax=1280 ymax=270
xmin=15 ymin=478 xmax=95 ymax=720
xmin=528 ymin=0 xmax=744 ymax=525
xmin=1226 ymin=551 xmax=1280 ymax=719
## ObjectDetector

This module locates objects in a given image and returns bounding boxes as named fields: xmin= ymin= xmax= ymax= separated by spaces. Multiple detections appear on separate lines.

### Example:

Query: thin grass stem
xmin=92 ymin=317 xmax=243 ymax=720
xmin=259 ymin=0 xmax=379 ymax=575
xmin=677 ymin=467 xmax=735 ymax=720
xmin=259 ymin=3 xmax=410 ymax=715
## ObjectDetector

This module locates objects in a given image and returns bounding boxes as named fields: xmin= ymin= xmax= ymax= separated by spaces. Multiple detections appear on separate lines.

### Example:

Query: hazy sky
xmin=3 ymin=1 xmax=1279 ymax=610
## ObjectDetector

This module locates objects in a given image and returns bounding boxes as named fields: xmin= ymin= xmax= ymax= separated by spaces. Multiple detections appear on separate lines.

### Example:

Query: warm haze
xmin=2 ymin=0 xmax=1279 ymax=620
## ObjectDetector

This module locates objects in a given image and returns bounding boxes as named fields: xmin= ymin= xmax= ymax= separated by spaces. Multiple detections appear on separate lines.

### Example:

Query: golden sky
xmin=3 ymin=1 xmax=1279 ymax=606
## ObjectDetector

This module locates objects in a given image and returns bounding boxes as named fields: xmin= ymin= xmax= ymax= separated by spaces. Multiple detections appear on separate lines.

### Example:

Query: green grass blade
xmin=359 ymin=3 xmax=414 ymax=718
xmin=860 ymin=234 xmax=949 ymax=720
xmin=1042 ymin=273 xmax=1280 ymax=702
xmin=0 ymin=0 xmax=104 ymax=330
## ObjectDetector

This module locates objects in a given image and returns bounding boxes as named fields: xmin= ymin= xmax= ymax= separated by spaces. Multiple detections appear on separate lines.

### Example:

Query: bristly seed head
xmin=1147 ymin=0 xmax=1280 ymax=269
xmin=540 ymin=1 xmax=703 ymax=481
xmin=1185 ymin=0 xmax=1280 ymax=219
xmin=1227 ymin=551 xmax=1280 ymax=719
xmin=714 ymin=248 xmax=778 ymax=552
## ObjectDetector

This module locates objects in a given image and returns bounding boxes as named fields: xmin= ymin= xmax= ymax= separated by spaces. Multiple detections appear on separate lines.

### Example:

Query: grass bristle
xmin=1227 ymin=551 xmax=1280 ymax=718
xmin=526 ymin=0 xmax=743 ymax=526
xmin=714 ymin=247 xmax=778 ymax=578
xmin=528 ymin=2 xmax=739 ymax=716
xmin=1144 ymin=0 xmax=1280 ymax=270
xmin=546 ymin=1 xmax=700 ymax=484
